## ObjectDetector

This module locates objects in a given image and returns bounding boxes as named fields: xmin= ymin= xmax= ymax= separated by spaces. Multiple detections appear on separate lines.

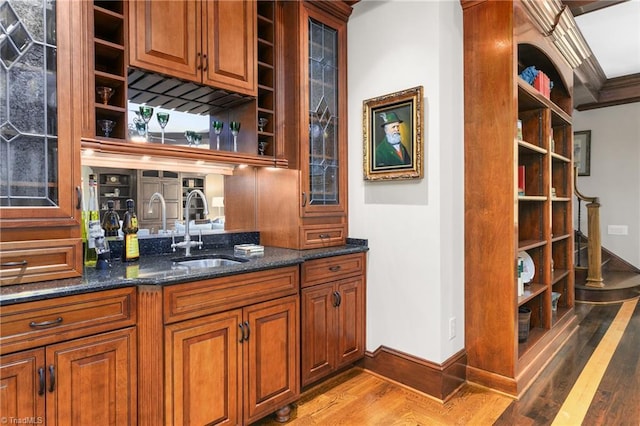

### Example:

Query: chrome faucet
xmin=171 ymin=189 xmax=209 ymax=256
xmin=148 ymin=192 xmax=167 ymax=234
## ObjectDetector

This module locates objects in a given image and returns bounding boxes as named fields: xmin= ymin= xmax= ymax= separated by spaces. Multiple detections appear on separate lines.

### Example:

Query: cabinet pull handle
xmin=76 ymin=186 xmax=82 ymax=210
xmin=48 ymin=365 xmax=55 ymax=392
xmin=29 ymin=317 xmax=63 ymax=328
xmin=329 ymin=265 xmax=341 ymax=272
xmin=319 ymin=234 xmax=330 ymax=239
xmin=332 ymin=291 xmax=339 ymax=307
xmin=336 ymin=291 xmax=342 ymax=307
xmin=243 ymin=321 xmax=250 ymax=342
xmin=196 ymin=52 xmax=202 ymax=70
xmin=301 ymin=192 xmax=307 ymax=207
xmin=38 ymin=367 xmax=45 ymax=396
xmin=1 ymin=260 xmax=28 ymax=267
xmin=239 ymin=323 xmax=245 ymax=343
xmin=202 ymin=54 xmax=208 ymax=71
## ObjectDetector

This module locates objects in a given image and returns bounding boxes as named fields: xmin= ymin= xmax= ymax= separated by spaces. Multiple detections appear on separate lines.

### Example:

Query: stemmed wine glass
xmin=258 ymin=117 xmax=268 ymax=132
xmin=139 ymin=105 xmax=154 ymax=141
xmin=193 ymin=133 xmax=202 ymax=146
xmin=258 ymin=140 xmax=269 ymax=156
xmin=185 ymin=130 xmax=196 ymax=146
xmin=230 ymin=121 xmax=241 ymax=152
xmin=212 ymin=120 xmax=223 ymax=150
xmin=157 ymin=112 xmax=170 ymax=144
xmin=97 ymin=119 xmax=115 ymax=138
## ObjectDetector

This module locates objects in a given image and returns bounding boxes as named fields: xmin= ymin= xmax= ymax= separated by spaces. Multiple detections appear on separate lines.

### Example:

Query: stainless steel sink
xmin=171 ymin=255 xmax=248 ymax=269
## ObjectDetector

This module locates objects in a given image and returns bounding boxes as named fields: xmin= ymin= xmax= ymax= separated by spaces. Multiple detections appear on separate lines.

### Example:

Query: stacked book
xmin=234 ymin=244 xmax=265 ymax=257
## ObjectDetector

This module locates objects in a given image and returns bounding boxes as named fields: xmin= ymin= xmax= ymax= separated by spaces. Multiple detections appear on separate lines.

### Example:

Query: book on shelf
xmin=518 ymin=165 xmax=525 ymax=196
xmin=533 ymin=71 xmax=551 ymax=98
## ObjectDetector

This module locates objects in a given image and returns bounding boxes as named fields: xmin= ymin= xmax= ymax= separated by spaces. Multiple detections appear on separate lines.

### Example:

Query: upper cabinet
xmin=462 ymin=0 xmax=577 ymax=397
xmin=248 ymin=0 xmax=352 ymax=250
xmin=129 ymin=0 xmax=257 ymax=96
xmin=0 ymin=0 xmax=83 ymax=284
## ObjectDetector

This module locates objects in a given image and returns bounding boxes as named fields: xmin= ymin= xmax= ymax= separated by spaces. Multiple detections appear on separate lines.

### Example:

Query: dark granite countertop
xmin=1 ymin=239 xmax=368 ymax=306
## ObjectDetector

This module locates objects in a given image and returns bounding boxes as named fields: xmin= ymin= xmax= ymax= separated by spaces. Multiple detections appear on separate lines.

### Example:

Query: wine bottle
xmin=101 ymin=199 xmax=121 ymax=237
xmin=122 ymin=198 xmax=139 ymax=262
xmin=85 ymin=174 xmax=100 ymax=267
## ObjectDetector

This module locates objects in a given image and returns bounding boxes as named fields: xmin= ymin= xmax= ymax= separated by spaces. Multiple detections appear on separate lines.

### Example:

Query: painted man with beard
xmin=374 ymin=111 xmax=411 ymax=167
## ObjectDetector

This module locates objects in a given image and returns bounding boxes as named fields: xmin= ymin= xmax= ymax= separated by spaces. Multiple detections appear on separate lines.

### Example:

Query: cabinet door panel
xmin=0 ymin=349 xmax=45 ymax=422
xmin=244 ymin=295 xmax=299 ymax=424
xmin=47 ymin=328 xmax=136 ymax=426
xmin=301 ymin=284 xmax=335 ymax=387
xmin=165 ymin=310 xmax=242 ymax=426
xmin=129 ymin=0 xmax=201 ymax=82
xmin=203 ymin=0 xmax=256 ymax=95
xmin=336 ymin=277 xmax=365 ymax=368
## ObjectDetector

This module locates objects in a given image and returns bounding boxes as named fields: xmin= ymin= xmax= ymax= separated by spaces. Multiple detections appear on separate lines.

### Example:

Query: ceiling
xmin=565 ymin=0 xmax=640 ymax=110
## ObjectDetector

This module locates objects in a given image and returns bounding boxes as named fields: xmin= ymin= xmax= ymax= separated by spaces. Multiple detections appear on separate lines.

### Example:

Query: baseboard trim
xmin=361 ymin=346 xmax=467 ymax=402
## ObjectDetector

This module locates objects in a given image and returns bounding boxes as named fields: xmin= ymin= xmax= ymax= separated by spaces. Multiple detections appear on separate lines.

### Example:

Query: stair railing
xmin=574 ymin=166 xmax=604 ymax=288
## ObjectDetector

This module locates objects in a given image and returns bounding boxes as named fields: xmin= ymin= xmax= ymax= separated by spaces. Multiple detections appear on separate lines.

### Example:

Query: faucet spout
xmin=148 ymin=192 xmax=167 ymax=234
xmin=171 ymin=189 xmax=209 ymax=256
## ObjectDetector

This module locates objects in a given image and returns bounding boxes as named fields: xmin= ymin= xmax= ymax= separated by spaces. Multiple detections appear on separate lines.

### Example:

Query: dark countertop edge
xmin=1 ymin=243 xmax=368 ymax=306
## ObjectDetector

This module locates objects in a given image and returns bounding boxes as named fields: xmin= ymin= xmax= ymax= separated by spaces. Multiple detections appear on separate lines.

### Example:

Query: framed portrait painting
xmin=574 ymin=130 xmax=591 ymax=176
xmin=363 ymin=86 xmax=424 ymax=181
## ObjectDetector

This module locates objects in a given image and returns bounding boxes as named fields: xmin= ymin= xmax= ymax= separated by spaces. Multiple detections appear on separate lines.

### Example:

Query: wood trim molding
xmin=362 ymin=346 xmax=467 ymax=402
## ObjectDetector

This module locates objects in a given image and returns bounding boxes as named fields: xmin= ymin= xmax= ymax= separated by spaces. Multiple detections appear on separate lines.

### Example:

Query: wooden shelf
xmin=464 ymin=0 xmax=576 ymax=397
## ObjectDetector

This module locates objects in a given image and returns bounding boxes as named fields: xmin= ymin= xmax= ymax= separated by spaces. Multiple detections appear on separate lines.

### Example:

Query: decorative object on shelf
xmin=96 ymin=86 xmax=114 ymax=105
xmin=212 ymin=120 xmax=223 ymax=150
xmin=230 ymin=121 xmax=241 ymax=152
xmin=139 ymin=105 xmax=154 ymax=141
xmin=258 ymin=140 xmax=269 ymax=156
xmin=517 ymin=119 xmax=523 ymax=140
xmin=363 ymin=86 xmax=424 ymax=181
xmin=518 ymin=165 xmax=526 ymax=196
xmin=258 ymin=117 xmax=268 ymax=132
xmin=551 ymin=292 xmax=561 ymax=312
xmin=157 ymin=112 xmax=170 ymax=144
xmin=517 ymin=256 xmax=525 ymax=297
xmin=519 ymin=65 xmax=553 ymax=97
xmin=97 ymin=119 xmax=116 ymax=138
xmin=518 ymin=306 xmax=531 ymax=343
xmin=574 ymin=130 xmax=591 ymax=176
xmin=518 ymin=250 xmax=535 ymax=284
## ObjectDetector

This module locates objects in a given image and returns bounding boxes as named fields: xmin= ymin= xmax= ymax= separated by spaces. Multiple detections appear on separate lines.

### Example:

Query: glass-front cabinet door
xmin=301 ymin=5 xmax=347 ymax=217
xmin=0 ymin=0 xmax=82 ymax=285
xmin=0 ymin=0 xmax=77 ymax=220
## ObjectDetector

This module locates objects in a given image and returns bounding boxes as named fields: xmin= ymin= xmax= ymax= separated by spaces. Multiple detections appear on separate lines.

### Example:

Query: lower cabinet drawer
xmin=0 ymin=239 xmax=82 ymax=286
xmin=0 ymin=287 xmax=137 ymax=354
xmin=163 ymin=266 xmax=299 ymax=324
xmin=300 ymin=225 xmax=346 ymax=249
xmin=302 ymin=253 xmax=366 ymax=288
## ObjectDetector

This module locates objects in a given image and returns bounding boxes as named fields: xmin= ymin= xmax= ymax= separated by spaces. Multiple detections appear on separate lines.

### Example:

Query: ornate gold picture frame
xmin=363 ymin=86 xmax=424 ymax=181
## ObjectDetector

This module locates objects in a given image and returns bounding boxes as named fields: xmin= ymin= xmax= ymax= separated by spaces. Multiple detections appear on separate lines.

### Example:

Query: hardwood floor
xmin=253 ymin=297 xmax=639 ymax=426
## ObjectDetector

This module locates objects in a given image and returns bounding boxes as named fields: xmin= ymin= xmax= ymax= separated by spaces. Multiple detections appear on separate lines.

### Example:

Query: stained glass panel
xmin=308 ymin=18 xmax=338 ymax=206
xmin=0 ymin=0 xmax=57 ymax=207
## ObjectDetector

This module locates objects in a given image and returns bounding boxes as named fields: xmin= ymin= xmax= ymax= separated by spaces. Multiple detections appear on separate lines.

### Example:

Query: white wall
xmin=573 ymin=103 xmax=640 ymax=267
xmin=348 ymin=0 xmax=464 ymax=363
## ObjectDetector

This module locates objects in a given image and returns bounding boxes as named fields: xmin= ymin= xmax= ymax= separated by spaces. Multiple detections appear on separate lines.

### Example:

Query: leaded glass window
xmin=1 ymin=0 xmax=58 ymax=207
xmin=308 ymin=17 xmax=338 ymax=206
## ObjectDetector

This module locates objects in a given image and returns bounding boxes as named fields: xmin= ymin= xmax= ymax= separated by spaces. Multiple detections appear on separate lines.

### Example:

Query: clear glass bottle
xmin=84 ymin=174 xmax=100 ymax=266
xmin=122 ymin=199 xmax=139 ymax=262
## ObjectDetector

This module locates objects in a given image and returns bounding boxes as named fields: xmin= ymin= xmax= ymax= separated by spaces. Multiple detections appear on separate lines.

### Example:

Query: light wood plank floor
xmin=254 ymin=297 xmax=639 ymax=426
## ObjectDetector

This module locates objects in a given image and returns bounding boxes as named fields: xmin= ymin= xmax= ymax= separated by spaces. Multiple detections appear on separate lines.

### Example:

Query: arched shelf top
xmin=518 ymin=43 xmax=573 ymax=115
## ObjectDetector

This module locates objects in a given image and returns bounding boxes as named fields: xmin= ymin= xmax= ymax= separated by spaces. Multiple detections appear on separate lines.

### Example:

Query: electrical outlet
xmin=449 ymin=317 xmax=456 ymax=340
